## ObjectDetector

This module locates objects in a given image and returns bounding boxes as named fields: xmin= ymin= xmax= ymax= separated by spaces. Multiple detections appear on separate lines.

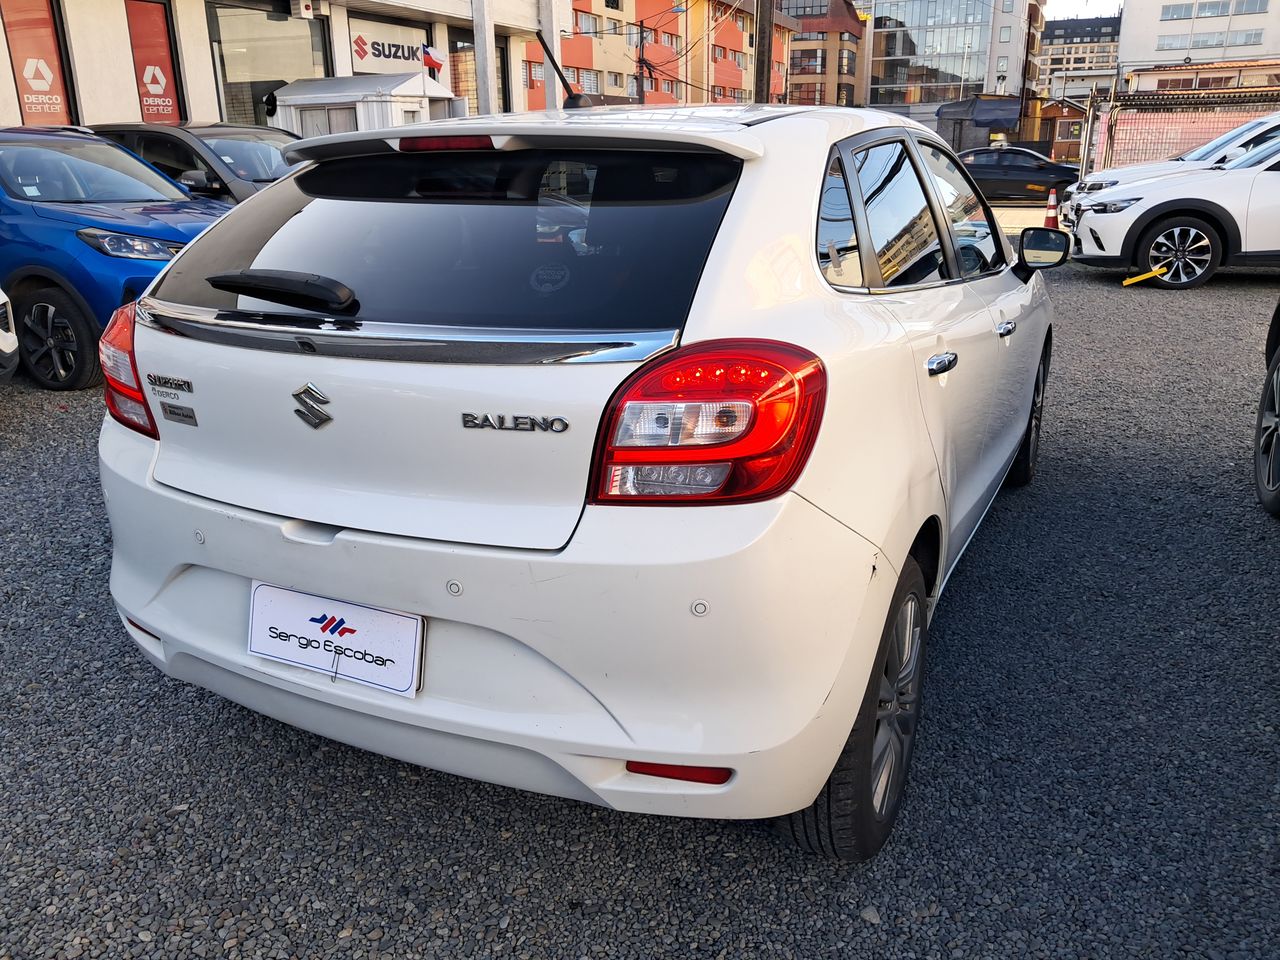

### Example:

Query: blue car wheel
xmin=16 ymin=286 xmax=102 ymax=391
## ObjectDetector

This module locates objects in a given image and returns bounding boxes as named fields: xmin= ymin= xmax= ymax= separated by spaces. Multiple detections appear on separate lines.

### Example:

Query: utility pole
xmin=752 ymin=0 xmax=775 ymax=104
xmin=636 ymin=20 xmax=646 ymax=105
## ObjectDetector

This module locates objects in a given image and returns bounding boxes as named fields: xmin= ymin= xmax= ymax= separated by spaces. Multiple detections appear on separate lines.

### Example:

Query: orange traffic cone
xmin=1044 ymin=188 xmax=1059 ymax=229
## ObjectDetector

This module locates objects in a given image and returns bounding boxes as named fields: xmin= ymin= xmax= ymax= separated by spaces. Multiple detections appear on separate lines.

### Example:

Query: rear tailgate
xmin=135 ymin=141 xmax=743 ymax=550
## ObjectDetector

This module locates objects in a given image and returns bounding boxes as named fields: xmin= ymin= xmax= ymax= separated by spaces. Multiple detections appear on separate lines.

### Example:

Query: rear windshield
xmin=152 ymin=148 xmax=742 ymax=331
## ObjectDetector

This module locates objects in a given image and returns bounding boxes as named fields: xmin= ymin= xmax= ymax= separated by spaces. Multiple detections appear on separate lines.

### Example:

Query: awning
xmin=273 ymin=72 xmax=455 ymax=104
xmin=935 ymin=96 xmax=1022 ymax=130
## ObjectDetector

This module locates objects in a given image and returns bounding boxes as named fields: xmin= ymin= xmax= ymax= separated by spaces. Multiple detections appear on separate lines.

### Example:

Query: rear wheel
xmin=16 ymin=287 xmax=102 ymax=390
xmin=1136 ymin=216 xmax=1222 ymax=290
xmin=778 ymin=557 xmax=928 ymax=861
xmin=1254 ymin=350 xmax=1280 ymax=517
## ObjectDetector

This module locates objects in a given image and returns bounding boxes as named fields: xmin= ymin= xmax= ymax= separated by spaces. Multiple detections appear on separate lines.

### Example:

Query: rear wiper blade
xmin=207 ymin=269 xmax=358 ymax=314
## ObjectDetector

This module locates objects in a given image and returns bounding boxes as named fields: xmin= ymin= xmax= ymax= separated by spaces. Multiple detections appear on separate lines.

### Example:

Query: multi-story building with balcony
xmin=781 ymin=0 xmax=869 ymax=106
xmin=684 ymin=1 xmax=797 ymax=105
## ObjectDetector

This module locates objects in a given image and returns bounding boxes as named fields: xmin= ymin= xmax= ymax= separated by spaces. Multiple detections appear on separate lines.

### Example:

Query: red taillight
xmin=590 ymin=340 xmax=826 ymax=504
xmin=396 ymin=135 xmax=494 ymax=152
xmin=99 ymin=302 xmax=157 ymax=439
xmin=625 ymin=761 xmax=734 ymax=785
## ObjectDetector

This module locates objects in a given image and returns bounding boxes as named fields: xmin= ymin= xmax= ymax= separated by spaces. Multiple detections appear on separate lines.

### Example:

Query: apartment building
xmin=1118 ymin=0 xmax=1278 ymax=71
xmin=781 ymin=0 xmax=869 ymax=107
xmin=685 ymin=0 xmax=795 ymax=105
xmin=1129 ymin=54 xmax=1280 ymax=88
xmin=0 ymin=0 xmax=566 ymax=129
xmin=1038 ymin=15 xmax=1120 ymax=97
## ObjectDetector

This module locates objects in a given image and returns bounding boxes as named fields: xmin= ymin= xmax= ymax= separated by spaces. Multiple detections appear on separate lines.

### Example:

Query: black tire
xmin=1005 ymin=341 xmax=1050 ymax=488
xmin=1254 ymin=349 xmax=1280 ymax=517
xmin=1135 ymin=215 xmax=1222 ymax=290
xmin=778 ymin=556 xmax=928 ymax=861
xmin=15 ymin=287 xmax=102 ymax=390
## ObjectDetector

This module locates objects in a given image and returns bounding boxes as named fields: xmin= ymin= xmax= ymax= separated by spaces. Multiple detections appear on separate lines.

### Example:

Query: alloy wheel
xmin=1149 ymin=226 xmax=1212 ymax=285
xmin=20 ymin=301 xmax=80 ymax=384
xmin=1258 ymin=365 xmax=1280 ymax=492
xmin=871 ymin=593 xmax=923 ymax=819
xmin=1028 ymin=359 xmax=1045 ymax=465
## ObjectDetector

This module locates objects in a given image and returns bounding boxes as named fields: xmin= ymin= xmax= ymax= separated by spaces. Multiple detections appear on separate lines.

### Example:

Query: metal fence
xmin=1084 ymin=90 xmax=1280 ymax=175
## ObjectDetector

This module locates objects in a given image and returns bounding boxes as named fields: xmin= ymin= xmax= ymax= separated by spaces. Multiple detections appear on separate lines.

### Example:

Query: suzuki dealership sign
xmin=0 ymin=0 xmax=72 ymax=124
xmin=125 ymin=0 xmax=181 ymax=123
xmin=349 ymin=17 xmax=430 ymax=76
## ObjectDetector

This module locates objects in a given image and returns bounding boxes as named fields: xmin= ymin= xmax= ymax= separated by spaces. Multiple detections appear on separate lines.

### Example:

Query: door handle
xmin=997 ymin=320 xmax=1017 ymax=337
xmin=926 ymin=352 xmax=958 ymax=376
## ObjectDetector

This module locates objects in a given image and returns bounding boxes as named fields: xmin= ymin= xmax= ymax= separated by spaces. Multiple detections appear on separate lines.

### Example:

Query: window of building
xmin=564 ymin=66 xmax=578 ymax=83
xmin=1234 ymin=0 xmax=1268 ymax=11
xmin=606 ymin=0 xmax=621 ymax=8
xmin=713 ymin=44 xmax=726 ymax=60
xmin=607 ymin=18 xmax=622 ymax=34
xmin=1228 ymin=28 xmax=1265 ymax=42
xmin=840 ymin=31 xmax=856 ymax=41
xmin=713 ymin=84 xmax=725 ymax=98
xmin=207 ymin=1 xmax=330 ymax=126
xmin=999 ymin=26 xmax=1012 ymax=42
xmin=919 ymin=145 xmax=1003 ymax=278
xmin=794 ymin=32 xmax=827 ymax=40
xmin=789 ymin=81 xmax=824 ymax=104
xmin=1155 ymin=76 xmax=1195 ymax=90
xmin=1197 ymin=75 xmax=1233 ymax=87
xmin=732 ymin=50 xmax=746 ymax=68
xmin=1191 ymin=30 xmax=1227 ymax=45
xmin=627 ymin=75 xmax=637 ymax=96
xmin=1003 ymin=0 xmax=1014 ymax=8
xmin=1155 ymin=33 xmax=1192 ymax=48
xmin=645 ymin=75 xmax=655 ymax=91
xmin=608 ymin=71 xmax=623 ymax=87
xmin=644 ymin=27 xmax=656 ymax=43
xmin=1196 ymin=0 xmax=1231 ymax=15
xmin=576 ymin=12 xmax=600 ymax=35
xmin=735 ymin=13 xmax=747 ymax=30
xmin=996 ymin=55 xmax=1009 ymax=71
xmin=852 ymin=141 xmax=946 ymax=288
xmin=790 ymin=48 xmax=826 ymax=74
xmin=817 ymin=154 xmax=861 ymax=288
xmin=580 ymin=69 xmax=600 ymax=93
xmin=839 ymin=49 xmax=856 ymax=75
xmin=1056 ymin=119 xmax=1083 ymax=139
xmin=1160 ymin=3 xmax=1194 ymax=17
xmin=662 ymin=79 xmax=673 ymax=93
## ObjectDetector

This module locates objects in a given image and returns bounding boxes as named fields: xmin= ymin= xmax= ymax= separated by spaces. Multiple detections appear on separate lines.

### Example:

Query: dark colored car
xmin=959 ymin=147 xmax=1079 ymax=201
xmin=91 ymin=122 xmax=300 ymax=204
xmin=1254 ymin=297 xmax=1280 ymax=515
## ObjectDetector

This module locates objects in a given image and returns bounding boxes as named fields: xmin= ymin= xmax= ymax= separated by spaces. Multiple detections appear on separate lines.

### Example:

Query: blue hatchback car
xmin=0 ymin=128 xmax=229 ymax=389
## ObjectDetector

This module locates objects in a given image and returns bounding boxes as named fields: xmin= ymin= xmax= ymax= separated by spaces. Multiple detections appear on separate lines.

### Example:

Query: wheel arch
xmin=1121 ymin=200 xmax=1242 ymax=264
xmin=1266 ymin=299 xmax=1280 ymax=368
xmin=3 ymin=267 xmax=97 ymax=323
xmin=906 ymin=516 xmax=944 ymax=601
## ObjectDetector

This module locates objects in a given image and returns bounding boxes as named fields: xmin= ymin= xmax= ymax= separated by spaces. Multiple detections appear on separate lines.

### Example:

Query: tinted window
xmin=963 ymin=151 xmax=997 ymax=166
xmin=919 ymin=145 xmax=1004 ymax=278
xmin=817 ymin=154 xmax=862 ymax=287
xmin=852 ymin=141 xmax=946 ymax=288
xmin=197 ymin=129 xmax=299 ymax=182
xmin=137 ymin=134 xmax=209 ymax=180
xmin=999 ymin=151 xmax=1040 ymax=169
xmin=152 ymin=149 xmax=741 ymax=331
xmin=0 ymin=141 xmax=186 ymax=203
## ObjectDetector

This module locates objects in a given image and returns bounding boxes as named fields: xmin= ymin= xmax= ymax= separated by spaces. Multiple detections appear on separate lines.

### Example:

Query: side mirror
xmin=178 ymin=170 xmax=223 ymax=196
xmin=1222 ymin=146 xmax=1247 ymax=162
xmin=1014 ymin=227 xmax=1069 ymax=281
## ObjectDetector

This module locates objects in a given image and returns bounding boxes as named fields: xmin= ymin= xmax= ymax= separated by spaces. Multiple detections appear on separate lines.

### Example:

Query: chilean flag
xmin=422 ymin=45 xmax=444 ymax=71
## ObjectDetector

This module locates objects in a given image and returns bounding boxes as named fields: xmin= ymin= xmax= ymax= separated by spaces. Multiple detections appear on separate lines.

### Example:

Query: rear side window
xmin=851 ymin=141 xmax=946 ymax=288
xmin=152 ymin=149 xmax=742 ymax=331
xmin=816 ymin=154 xmax=862 ymax=288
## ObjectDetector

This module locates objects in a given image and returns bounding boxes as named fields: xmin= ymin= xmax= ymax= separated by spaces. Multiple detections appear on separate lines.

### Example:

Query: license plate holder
xmin=248 ymin=582 xmax=423 ymax=698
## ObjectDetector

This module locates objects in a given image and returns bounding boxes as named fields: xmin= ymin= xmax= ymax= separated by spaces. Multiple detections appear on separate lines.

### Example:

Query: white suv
xmin=98 ymin=107 xmax=1067 ymax=860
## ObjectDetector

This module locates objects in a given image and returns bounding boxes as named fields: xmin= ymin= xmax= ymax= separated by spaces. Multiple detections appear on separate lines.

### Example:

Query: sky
xmin=1041 ymin=0 xmax=1123 ymax=19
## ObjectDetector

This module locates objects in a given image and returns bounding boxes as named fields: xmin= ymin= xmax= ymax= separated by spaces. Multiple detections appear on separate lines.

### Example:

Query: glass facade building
xmin=870 ymin=0 xmax=995 ymax=106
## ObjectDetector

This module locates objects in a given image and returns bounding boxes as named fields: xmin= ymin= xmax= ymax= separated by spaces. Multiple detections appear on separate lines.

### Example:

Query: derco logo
xmin=309 ymin=613 xmax=358 ymax=638
xmin=142 ymin=65 xmax=167 ymax=95
xmin=22 ymin=58 xmax=53 ymax=92
xmin=353 ymin=34 xmax=369 ymax=60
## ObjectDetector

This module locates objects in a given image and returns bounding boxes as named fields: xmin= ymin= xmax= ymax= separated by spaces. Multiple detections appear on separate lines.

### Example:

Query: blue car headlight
xmin=77 ymin=228 xmax=178 ymax=261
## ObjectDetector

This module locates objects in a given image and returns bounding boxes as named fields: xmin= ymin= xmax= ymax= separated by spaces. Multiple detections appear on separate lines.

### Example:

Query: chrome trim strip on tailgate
xmin=136 ymin=298 xmax=678 ymax=365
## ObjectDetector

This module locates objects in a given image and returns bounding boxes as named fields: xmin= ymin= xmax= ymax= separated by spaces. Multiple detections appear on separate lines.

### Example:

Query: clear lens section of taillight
xmin=100 ymin=302 xmax=158 ymax=439
xmin=591 ymin=340 xmax=826 ymax=505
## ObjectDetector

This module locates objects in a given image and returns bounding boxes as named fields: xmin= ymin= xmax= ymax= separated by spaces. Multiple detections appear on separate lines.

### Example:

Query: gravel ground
xmin=1 ymin=263 xmax=1277 ymax=960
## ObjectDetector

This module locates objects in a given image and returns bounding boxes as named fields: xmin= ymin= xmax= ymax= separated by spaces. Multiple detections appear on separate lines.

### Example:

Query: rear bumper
xmin=100 ymin=419 xmax=898 ymax=820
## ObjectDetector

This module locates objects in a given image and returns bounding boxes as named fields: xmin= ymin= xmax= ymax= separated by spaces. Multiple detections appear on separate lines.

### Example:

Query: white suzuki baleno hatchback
xmin=99 ymin=106 xmax=1067 ymax=860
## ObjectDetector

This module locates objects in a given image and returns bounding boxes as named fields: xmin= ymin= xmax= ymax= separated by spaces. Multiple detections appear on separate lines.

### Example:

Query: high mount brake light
xmin=590 ymin=340 xmax=826 ymax=504
xmin=396 ymin=135 xmax=494 ymax=152
xmin=99 ymin=302 xmax=158 ymax=439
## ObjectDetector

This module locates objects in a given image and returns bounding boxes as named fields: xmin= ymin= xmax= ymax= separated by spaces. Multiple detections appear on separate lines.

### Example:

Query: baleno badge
xmin=462 ymin=414 xmax=569 ymax=433
xmin=293 ymin=383 xmax=332 ymax=429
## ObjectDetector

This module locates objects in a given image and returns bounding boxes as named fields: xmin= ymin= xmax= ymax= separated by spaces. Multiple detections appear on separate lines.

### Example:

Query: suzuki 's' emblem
xmin=293 ymin=383 xmax=332 ymax=428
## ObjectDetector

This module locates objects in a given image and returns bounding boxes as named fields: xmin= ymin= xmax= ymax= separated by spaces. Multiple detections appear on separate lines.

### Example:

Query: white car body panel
xmin=100 ymin=106 xmax=1054 ymax=819
xmin=0 ymin=287 xmax=15 ymax=380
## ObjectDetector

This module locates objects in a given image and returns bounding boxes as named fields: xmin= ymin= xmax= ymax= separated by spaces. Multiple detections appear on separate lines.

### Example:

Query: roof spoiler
xmin=283 ymin=123 xmax=766 ymax=164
